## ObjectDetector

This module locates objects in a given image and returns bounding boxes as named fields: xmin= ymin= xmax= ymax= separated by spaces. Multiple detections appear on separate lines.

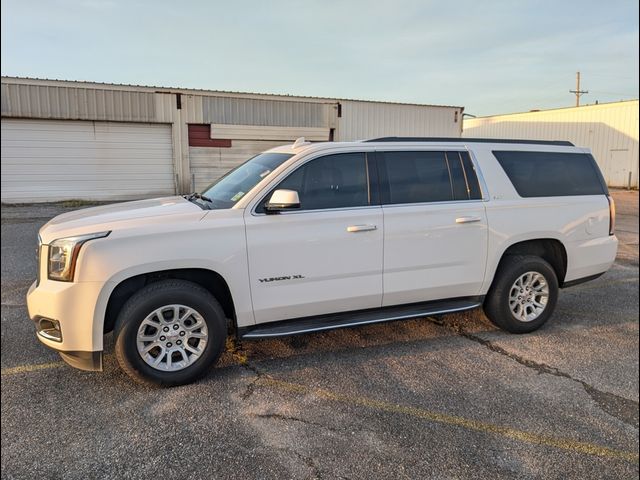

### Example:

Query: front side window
xmin=202 ymin=152 xmax=293 ymax=209
xmin=260 ymin=153 xmax=369 ymax=212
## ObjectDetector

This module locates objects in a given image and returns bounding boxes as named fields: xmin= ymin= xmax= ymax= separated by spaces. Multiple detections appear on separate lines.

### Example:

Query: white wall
xmin=338 ymin=100 xmax=462 ymax=141
xmin=463 ymin=100 xmax=639 ymax=188
xmin=2 ymin=77 xmax=465 ymax=199
xmin=1 ymin=119 xmax=175 ymax=202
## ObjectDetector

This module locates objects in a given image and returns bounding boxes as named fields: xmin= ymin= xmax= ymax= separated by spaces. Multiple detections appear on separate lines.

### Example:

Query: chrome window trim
xmin=250 ymin=150 xmax=373 ymax=217
xmin=253 ymin=204 xmax=383 ymax=217
xmin=376 ymin=148 xmax=490 ymax=208
xmin=463 ymin=147 xmax=490 ymax=202
xmin=249 ymin=146 xmax=491 ymax=216
xmin=381 ymin=199 xmax=486 ymax=209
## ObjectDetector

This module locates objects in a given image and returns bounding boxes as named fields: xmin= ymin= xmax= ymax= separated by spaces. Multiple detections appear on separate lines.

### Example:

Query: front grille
xmin=36 ymin=236 xmax=42 ymax=287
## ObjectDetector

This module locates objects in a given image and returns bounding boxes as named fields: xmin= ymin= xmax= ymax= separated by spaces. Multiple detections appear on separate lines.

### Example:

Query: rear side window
xmin=446 ymin=152 xmax=469 ymax=200
xmin=445 ymin=151 xmax=482 ymax=200
xmin=379 ymin=151 xmax=452 ymax=204
xmin=493 ymin=151 xmax=607 ymax=197
xmin=379 ymin=150 xmax=482 ymax=204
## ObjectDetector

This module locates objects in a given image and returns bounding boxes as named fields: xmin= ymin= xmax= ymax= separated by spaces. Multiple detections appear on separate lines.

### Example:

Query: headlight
xmin=47 ymin=232 xmax=110 ymax=282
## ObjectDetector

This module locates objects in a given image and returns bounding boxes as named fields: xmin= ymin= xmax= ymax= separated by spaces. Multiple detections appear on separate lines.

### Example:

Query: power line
xmin=582 ymin=72 xmax=638 ymax=81
xmin=589 ymin=90 xmax=638 ymax=97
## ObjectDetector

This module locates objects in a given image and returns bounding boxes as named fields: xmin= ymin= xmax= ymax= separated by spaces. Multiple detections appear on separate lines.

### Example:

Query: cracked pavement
xmin=2 ymin=190 xmax=638 ymax=479
xmin=432 ymin=318 xmax=639 ymax=428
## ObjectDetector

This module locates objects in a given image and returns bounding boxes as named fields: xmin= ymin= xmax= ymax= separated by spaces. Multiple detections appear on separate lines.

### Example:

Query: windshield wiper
xmin=183 ymin=192 xmax=214 ymax=209
xmin=186 ymin=192 xmax=213 ymax=202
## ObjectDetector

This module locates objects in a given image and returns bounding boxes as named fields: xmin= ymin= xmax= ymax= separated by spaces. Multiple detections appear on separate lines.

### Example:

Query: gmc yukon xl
xmin=27 ymin=137 xmax=618 ymax=385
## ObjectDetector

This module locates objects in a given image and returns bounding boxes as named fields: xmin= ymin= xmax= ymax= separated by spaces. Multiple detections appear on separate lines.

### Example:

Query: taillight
xmin=606 ymin=195 xmax=616 ymax=236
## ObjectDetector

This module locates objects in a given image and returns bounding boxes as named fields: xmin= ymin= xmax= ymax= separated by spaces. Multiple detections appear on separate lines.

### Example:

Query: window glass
xmin=446 ymin=152 xmax=469 ymax=200
xmin=493 ymin=151 xmax=607 ymax=197
xmin=380 ymin=151 xmax=453 ymax=204
xmin=266 ymin=153 xmax=369 ymax=211
xmin=460 ymin=151 xmax=482 ymax=200
xmin=202 ymin=152 xmax=293 ymax=209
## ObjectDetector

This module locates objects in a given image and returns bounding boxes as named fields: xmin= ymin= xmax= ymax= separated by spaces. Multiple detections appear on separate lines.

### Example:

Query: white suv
xmin=27 ymin=137 xmax=618 ymax=385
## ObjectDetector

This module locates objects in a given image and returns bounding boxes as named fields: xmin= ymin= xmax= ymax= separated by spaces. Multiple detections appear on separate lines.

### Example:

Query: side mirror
xmin=265 ymin=189 xmax=301 ymax=213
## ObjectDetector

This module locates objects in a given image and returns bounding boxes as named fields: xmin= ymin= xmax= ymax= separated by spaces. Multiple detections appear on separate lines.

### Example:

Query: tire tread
xmin=114 ymin=279 xmax=226 ymax=387
xmin=483 ymin=255 xmax=558 ymax=334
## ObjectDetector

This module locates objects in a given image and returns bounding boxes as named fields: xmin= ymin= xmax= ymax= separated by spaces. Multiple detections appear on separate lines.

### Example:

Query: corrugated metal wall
xmin=190 ymin=140 xmax=286 ymax=192
xmin=337 ymin=100 xmax=462 ymax=141
xmin=210 ymin=124 xmax=330 ymax=141
xmin=1 ymin=77 xmax=465 ymax=201
xmin=463 ymin=101 xmax=639 ymax=188
xmin=187 ymin=124 xmax=332 ymax=189
xmin=202 ymin=96 xmax=336 ymax=127
xmin=1 ymin=83 xmax=159 ymax=122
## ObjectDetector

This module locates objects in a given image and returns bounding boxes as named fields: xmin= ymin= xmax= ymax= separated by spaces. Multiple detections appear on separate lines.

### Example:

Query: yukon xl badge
xmin=259 ymin=275 xmax=305 ymax=283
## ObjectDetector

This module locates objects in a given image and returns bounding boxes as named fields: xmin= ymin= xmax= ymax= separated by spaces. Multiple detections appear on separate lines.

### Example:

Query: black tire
xmin=114 ymin=279 xmax=227 ymax=386
xmin=483 ymin=255 xmax=559 ymax=334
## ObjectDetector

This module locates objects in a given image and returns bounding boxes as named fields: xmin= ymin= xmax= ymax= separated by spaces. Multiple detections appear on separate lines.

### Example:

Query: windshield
xmin=201 ymin=152 xmax=293 ymax=209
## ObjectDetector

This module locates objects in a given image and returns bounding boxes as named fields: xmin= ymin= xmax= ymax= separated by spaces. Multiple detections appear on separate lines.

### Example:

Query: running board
xmin=239 ymin=297 xmax=483 ymax=339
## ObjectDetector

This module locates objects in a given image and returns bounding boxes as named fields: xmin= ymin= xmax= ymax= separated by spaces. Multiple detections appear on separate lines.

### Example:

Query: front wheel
xmin=483 ymin=255 xmax=559 ymax=333
xmin=114 ymin=280 xmax=227 ymax=386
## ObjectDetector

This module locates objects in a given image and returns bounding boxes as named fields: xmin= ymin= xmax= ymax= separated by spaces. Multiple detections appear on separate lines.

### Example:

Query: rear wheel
xmin=114 ymin=280 xmax=227 ymax=386
xmin=483 ymin=255 xmax=559 ymax=333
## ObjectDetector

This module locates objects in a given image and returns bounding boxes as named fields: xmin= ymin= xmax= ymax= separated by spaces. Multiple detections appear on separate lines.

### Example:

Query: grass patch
xmin=1 ymin=200 xmax=111 ymax=208
xmin=57 ymin=199 xmax=105 ymax=208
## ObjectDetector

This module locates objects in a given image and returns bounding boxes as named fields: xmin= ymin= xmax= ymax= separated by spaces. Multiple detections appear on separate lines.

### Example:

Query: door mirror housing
xmin=265 ymin=189 xmax=301 ymax=213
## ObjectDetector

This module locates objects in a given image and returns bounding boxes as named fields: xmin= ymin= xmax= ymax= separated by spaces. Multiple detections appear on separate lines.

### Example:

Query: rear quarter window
xmin=492 ymin=151 xmax=607 ymax=197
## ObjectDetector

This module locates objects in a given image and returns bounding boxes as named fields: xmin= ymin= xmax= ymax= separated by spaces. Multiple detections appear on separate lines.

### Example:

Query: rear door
xmin=244 ymin=152 xmax=383 ymax=324
xmin=377 ymin=149 xmax=488 ymax=306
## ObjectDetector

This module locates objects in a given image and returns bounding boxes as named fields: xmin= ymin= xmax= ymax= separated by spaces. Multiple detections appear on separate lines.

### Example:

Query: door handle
xmin=455 ymin=216 xmax=481 ymax=224
xmin=347 ymin=224 xmax=377 ymax=233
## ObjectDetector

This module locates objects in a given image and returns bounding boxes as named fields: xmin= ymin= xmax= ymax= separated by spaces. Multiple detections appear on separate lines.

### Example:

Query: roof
xmin=267 ymin=138 xmax=577 ymax=156
xmin=0 ymin=75 xmax=463 ymax=109
xmin=470 ymin=99 xmax=639 ymax=119
xmin=364 ymin=137 xmax=574 ymax=146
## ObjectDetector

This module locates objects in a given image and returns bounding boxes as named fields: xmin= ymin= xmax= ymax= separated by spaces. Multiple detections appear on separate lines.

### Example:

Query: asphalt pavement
xmin=1 ymin=191 xmax=638 ymax=479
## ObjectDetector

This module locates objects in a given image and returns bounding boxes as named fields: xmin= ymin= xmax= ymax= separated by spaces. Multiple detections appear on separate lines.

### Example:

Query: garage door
xmin=1 ymin=119 xmax=175 ymax=202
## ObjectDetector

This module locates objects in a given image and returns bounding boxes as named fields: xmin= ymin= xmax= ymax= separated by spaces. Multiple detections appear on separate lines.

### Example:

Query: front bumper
xmin=59 ymin=351 xmax=103 ymax=371
xmin=27 ymin=279 xmax=107 ymax=371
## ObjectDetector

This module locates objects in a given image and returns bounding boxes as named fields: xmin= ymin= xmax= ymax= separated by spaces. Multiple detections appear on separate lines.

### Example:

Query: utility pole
xmin=569 ymin=71 xmax=588 ymax=107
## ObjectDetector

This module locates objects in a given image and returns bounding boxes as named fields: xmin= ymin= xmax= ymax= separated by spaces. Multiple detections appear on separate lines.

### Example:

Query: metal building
xmin=463 ymin=100 xmax=639 ymax=188
xmin=1 ymin=77 xmax=463 ymax=202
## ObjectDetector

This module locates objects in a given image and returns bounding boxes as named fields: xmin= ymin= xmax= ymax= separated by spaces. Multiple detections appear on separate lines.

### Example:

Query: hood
xmin=40 ymin=196 xmax=205 ymax=243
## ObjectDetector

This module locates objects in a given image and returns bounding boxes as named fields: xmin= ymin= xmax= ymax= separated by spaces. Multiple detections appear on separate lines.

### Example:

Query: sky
xmin=1 ymin=0 xmax=638 ymax=116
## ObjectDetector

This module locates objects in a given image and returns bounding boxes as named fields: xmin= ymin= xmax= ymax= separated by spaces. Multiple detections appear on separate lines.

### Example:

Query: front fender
xmin=92 ymin=257 xmax=256 ymax=347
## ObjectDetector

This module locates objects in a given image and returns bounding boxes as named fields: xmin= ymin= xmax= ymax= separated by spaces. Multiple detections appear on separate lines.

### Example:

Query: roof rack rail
xmin=363 ymin=137 xmax=574 ymax=146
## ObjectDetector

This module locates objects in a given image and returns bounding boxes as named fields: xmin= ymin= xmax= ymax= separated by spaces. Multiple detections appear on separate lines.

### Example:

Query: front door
xmin=244 ymin=152 xmax=383 ymax=324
